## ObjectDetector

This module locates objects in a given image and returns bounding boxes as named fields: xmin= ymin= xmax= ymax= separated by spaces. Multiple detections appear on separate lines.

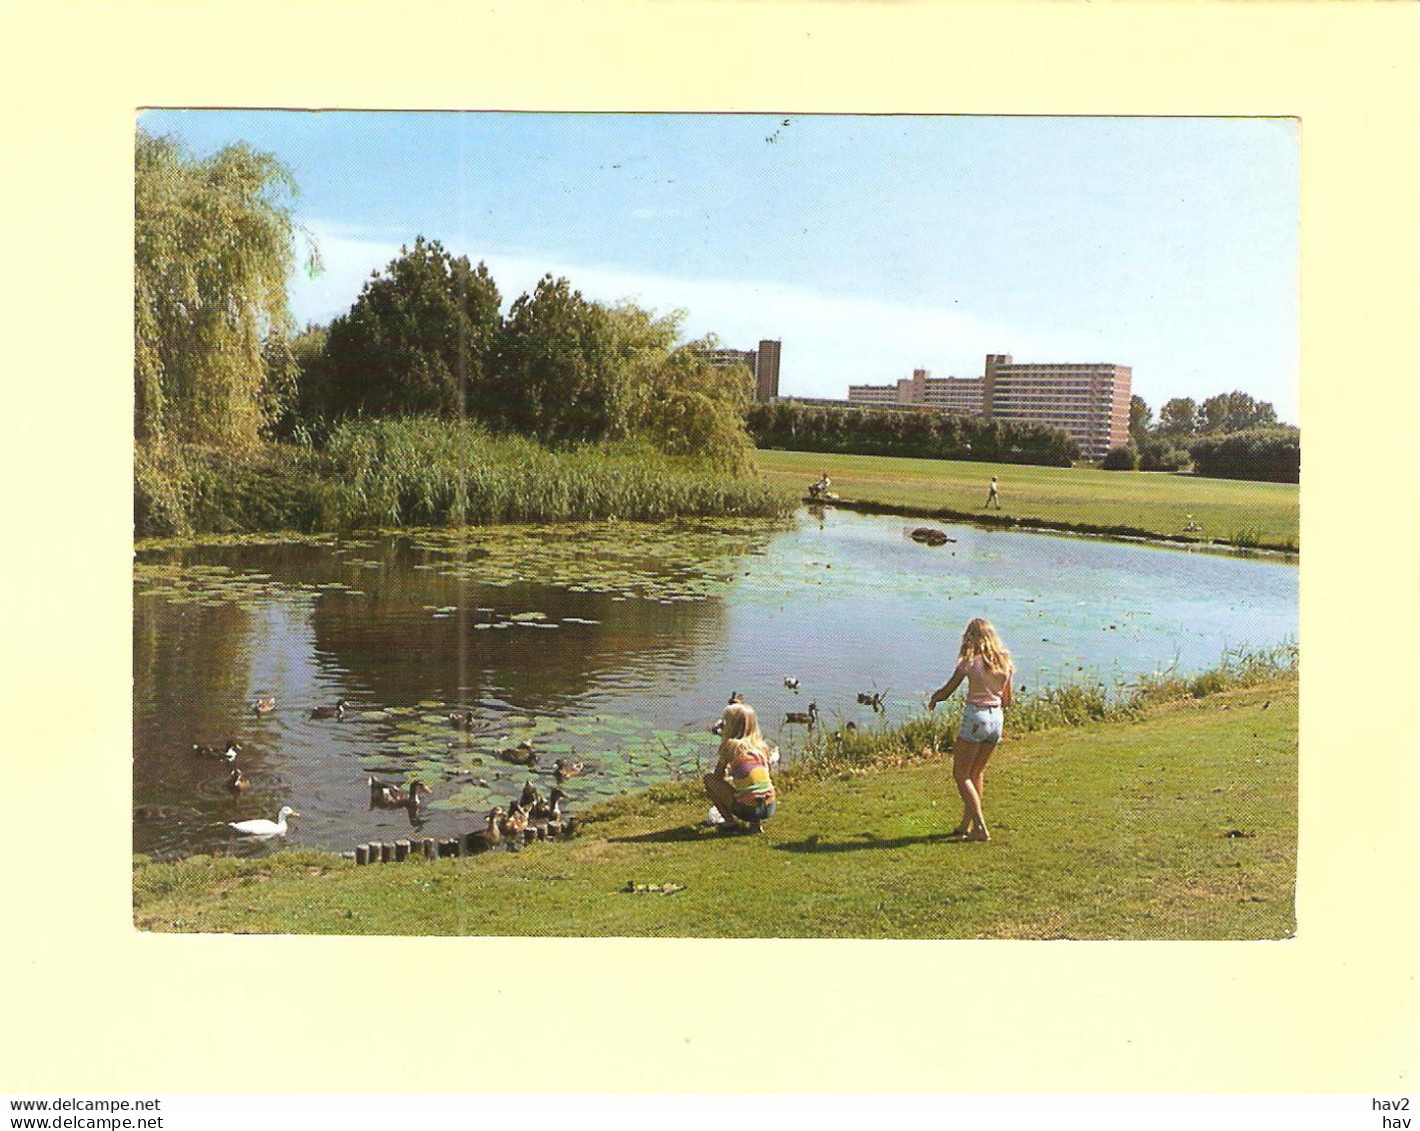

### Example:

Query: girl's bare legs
xmin=965 ymin=743 xmax=997 ymax=840
xmin=950 ymin=742 xmax=987 ymax=838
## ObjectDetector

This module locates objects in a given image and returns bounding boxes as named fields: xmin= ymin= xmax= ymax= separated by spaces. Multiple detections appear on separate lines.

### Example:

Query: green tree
xmin=1199 ymin=390 xmax=1278 ymax=434
xmin=600 ymin=305 xmax=755 ymax=463
xmin=319 ymin=237 xmax=502 ymax=420
xmin=495 ymin=275 xmax=624 ymax=440
xmin=1157 ymin=397 xmax=1199 ymax=438
xmin=1129 ymin=395 xmax=1153 ymax=444
xmin=135 ymin=128 xmax=317 ymax=447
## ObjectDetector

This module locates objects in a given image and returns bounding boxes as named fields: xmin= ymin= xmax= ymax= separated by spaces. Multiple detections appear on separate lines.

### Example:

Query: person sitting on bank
xmin=704 ymin=702 xmax=777 ymax=835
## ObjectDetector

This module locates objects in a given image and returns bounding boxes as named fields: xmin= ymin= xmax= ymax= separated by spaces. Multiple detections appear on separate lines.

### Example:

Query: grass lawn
xmin=133 ymin=679 xmax=1296 ymax=939
xmin=753 ymin=449 xmax=1300 ymax=551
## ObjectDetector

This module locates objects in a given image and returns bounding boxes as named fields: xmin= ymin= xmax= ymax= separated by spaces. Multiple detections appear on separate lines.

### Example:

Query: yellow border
xmin=3 ymin=0 xmax=1417 ymax=1095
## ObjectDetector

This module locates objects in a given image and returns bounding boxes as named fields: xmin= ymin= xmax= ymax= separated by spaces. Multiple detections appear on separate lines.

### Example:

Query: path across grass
xmin=133 ymin=679 xmax=1296 ymax=939
xmin=753 ymin=449 xmax=1300 ymax=551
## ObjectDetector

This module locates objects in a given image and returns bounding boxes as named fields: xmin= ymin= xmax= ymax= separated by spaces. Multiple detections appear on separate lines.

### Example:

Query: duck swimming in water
xmin=225 ymin=768 xmax=251 ymax=793
xmin=368 ymin=777 xmax=431 ymax=810
xmin=785 ymin=702 xmax=819 ymax=727
xmin=497 ymin=740 xmax=537 ymax=767
xmin=553 ymin=758 xmax=584 ymax=783
xmin=310 ymin=698 xmax=348 ymax=720
xmin=252 ymin=698 xmax=277 ymax=716
xmin=194 ymin=739 xmax=242 ymax=764
xmin=229 ymin=806 xmax=299 ymax=837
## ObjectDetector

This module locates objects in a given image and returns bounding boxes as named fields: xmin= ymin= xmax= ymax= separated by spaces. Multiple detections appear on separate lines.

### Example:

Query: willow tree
xmin=134 ymin=127 xmax=316 ymax=447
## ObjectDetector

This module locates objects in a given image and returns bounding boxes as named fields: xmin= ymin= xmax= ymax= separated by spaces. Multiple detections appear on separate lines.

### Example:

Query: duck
xmin=448 ymin=710 xmax=478 ymax=730
xmin=784 ymin=701 xmax=819 ymax=727
xmin=517 ymin=780 xmax=541 ymax=812
xmin=727 ymin=691 xmax=745 ymax=705
xmin=229 ymin=805 xmax=299 ymax=837
xmin=225 ymin=768 xmax=252 ymax=794
xmin=499 ymin=803 xmax=529 ymax=838
xmin=368 ymin=777 xmax=431 ymax=809
xmin=497 ymin=739 xmax=538 ymax=767
xmin=553 ymin=758 xmax=584 ymax=783
xmin=466 ymin=808 xmax=505 ymax=853
xmin=530 ymin=786 xmax=567 ymax=821
xmin=856 ymin=690 xmax=888 ymax=713
xmin=783 ymin=676 xmax=800 ymax=692
xmin=252 ymin=697 xmax=277 ymax=716
xmin=310 ymin=698 xmax=349 ymax=720
xmin=193 ymin=738 xmax=242 ymax=763
xmin=710 ymin=719 xmax=725 ymax=736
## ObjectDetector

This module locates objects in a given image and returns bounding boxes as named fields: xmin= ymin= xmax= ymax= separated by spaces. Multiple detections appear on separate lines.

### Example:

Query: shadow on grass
xmin=773 ymin=831 xmax=960 ymax=854
xmin=607 ymin=825 xmax=712 ymax=845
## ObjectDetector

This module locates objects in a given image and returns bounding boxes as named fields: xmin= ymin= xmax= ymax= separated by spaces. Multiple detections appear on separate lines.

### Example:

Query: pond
xmin=133 ymin=509 xmax=1297 ymax=859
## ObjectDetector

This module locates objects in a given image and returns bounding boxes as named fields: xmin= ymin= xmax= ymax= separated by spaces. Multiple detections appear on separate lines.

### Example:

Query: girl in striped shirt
xmin=703 ymin=702 xmax=777 ymax=835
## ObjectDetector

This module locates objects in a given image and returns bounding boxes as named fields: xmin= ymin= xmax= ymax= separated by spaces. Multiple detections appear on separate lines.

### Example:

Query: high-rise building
xmin=699 ymin=339 xmax=781 ymax=401
xmin=847 ymin=355 xmax=1131 ymax=460
xmin=754 ymin=339 xmax=781 ymax=401
xmin=982 ymin=354 xmax=1131 ymax=461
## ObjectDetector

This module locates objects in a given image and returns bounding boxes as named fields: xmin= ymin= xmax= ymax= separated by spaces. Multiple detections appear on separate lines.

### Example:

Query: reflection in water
xmin=134 ymin=512 xmax=1297 ymax=858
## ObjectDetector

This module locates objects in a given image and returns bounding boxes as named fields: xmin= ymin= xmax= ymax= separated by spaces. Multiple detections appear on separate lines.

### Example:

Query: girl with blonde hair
xmin=703 ymin=701 xmax=777 ymax=835
xmin=929 ymin=617 xmax=1014 ymax=841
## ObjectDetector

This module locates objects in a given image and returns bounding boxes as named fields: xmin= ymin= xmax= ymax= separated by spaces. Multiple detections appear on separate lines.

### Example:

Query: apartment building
xmin=847 ymin=355 xmax=1131 ymax=460
xmin=700 ymin=339 xmax=781 ymax=401
xmin=848 ymin=368 xmax=985 ymax=413
xmin=982 ymin=354 xmax=1131 ymax=461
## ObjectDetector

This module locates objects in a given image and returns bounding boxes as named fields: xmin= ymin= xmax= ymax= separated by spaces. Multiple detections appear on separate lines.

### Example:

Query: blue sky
xmin=139 ymin=111 xmax=1299 ymax=423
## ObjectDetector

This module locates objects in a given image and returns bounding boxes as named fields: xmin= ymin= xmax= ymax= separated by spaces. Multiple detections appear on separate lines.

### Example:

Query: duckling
xmin=310 ymin=698 xmax=348 ymax=720
xmin=553 ymin=758 xmax=584 ymax=783
xmin=193 ymin=739 xmax=242 ymax=764
xmin=225 ymin=768 xmax=252 ymax=794
xmin=727 ymin=691 xmax=744 ymax=705
xmin=530 ymin=786 xmax=567 ymax=821
xmin=465 ymin=808 xmax=505 ymax=853
xmin=784 ymin=701 xmax=819 ymax=727
xmin=499 ymin=802 xmax=529 ymax=838
xmin=783 ymin=676 xmax=800 ymax=692
xmin=229 ymin=805 xmax=299 ymax=837
xmin=368 ymin=777 xmax=432 ymax=809
xmin=252 ymin=697 xmax=277 ymax=716
xmin=497 ymin=739 xmax=538 ymax=767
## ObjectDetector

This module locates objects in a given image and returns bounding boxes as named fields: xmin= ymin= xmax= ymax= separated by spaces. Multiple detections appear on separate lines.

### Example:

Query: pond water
xmin=133 ymin=509 xmax=1297 ymax=859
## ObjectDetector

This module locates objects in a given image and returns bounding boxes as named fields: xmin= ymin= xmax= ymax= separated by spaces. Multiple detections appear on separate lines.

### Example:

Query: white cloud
xmin=287 ymin=225 xmax=1297 ymax=418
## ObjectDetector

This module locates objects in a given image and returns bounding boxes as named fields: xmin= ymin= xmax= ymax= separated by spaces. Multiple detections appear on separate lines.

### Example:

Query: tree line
xmin=135 ymin=130 xmax=754 ymax=466
xmin=1113 ymin=392 xmax=1298 ymax=482
xmin=746 ymin=400 xmax=1080 ymax=467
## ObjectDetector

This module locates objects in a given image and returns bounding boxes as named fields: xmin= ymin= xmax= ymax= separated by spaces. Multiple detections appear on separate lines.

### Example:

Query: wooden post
xmin=394 ymin=839 xmax=410 ymax=862
xmin=356 ymin=844 xmax=370 ymax=866
xmin=379 ymin=842 xmax=393 ymax=864
xmin=422 ymin=838 xmax=437 ymax=860
xmin=440 ymin=837 xmax=457 ymax=858
xmin=522 ymin=826 xmax=536 ymax=846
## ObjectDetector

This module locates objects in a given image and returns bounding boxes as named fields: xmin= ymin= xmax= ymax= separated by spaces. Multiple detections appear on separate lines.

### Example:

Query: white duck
xmin=229 ymin=806 xmax=300 ymax=837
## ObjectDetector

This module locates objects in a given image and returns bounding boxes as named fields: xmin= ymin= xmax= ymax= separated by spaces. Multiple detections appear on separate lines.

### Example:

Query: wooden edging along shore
xmin=816 ymin=497 xmax=1298 ymax=557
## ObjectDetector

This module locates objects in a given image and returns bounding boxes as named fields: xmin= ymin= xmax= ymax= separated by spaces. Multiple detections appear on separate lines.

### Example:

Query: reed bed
xmin=135 ymin=417 xmax=795 ymax=537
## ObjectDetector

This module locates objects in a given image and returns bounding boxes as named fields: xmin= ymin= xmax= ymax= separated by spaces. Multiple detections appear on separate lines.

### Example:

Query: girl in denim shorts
xmin=928 ymin=618 xmax=1014 ymax=841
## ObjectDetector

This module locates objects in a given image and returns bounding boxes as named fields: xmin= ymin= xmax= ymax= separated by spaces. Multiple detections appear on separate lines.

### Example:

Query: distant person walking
xmin=703 ymin=702 xmax=777 ymax=835
xmin=929 ymin=617 xmax=1014 ymax=841
xmin=984 ymin=476 xmax=1001 ymax=509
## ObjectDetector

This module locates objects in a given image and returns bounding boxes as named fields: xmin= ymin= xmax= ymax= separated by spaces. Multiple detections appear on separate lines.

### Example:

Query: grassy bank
xmin=134 ymin=669 xmax=1297 ymax=939
xmin=136 ymin=419 xmax=796 ymax=538
xmin=754 ymin=449 xmax=1300 ymax=551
